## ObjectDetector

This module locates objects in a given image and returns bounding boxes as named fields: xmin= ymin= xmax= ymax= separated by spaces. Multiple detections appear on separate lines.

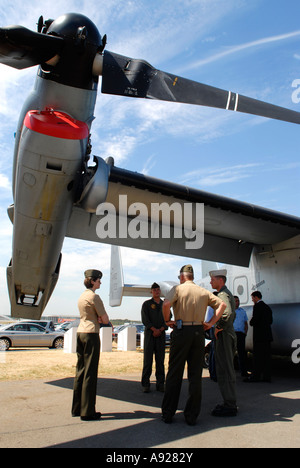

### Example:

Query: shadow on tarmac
xmin=45 ymin=357 xmax=300 ymax=448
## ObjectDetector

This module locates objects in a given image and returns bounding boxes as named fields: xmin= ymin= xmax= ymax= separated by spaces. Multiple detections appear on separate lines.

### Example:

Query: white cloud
xmin=141 ymin=155 xmax=156 ymax=175
xmin=182 ymin=30 xmax=300 ymax=72
xmin=0 ymin=173 xmax=10 ymax=190
xmin=180 ymin=163 xmax=262 ymax=187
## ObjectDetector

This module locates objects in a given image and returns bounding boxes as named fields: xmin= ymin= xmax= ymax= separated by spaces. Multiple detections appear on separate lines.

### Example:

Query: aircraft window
xmin=233 ymin=276 xmax=248 ymax=304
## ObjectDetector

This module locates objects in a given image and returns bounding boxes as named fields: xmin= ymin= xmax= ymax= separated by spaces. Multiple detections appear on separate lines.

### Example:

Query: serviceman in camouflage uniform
xmin=209 ymin=269 xmax=238 ymax=417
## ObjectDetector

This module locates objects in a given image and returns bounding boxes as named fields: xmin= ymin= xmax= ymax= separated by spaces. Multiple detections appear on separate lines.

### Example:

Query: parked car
xmin=55 ymin=320 xmax=79 ymax=332
xmin=0 ymin=322 xmax=64 ymax=350
xmin=20 ymin=319 xmax=55 ymax=332
xmin=113 ymin=323 xmax=145 ymax=346
xmin=165 ymin=328 xmax=171 ymax=347
xmin=135 ymin=324 xmax=145 ymax=346
xmin=112 ymin=324 xmax=126 ymax=342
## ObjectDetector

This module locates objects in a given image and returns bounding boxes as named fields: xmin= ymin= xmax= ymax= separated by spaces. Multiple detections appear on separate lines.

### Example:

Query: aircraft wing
xmin=66 ymin=163 xmax=300 ymax=267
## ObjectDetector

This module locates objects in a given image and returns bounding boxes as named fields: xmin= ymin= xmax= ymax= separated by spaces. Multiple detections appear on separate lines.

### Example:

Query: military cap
xmin=209 ymin=269 xmax=227 ymax=278
xmin=180 ymin=264 xmax=194 ymax=275
xmin=151 ymin=282 xmax=161 ymax=289
xmin=84 ymin=269 xmax=103 ymax=279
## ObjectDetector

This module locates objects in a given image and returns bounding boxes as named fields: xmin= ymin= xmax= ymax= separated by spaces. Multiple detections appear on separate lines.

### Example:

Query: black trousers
xmin=236 ymin=332 xmax=248 ymax=376
xmin=253 ymin=341 xmax=272 ymax=381
xmin=72 ymin=333 xmax=100 ymax=417
xmin=162 ymin=326 xmax=205 ymax=423
xmin=141 ymin=331 xmax=165 ymax=387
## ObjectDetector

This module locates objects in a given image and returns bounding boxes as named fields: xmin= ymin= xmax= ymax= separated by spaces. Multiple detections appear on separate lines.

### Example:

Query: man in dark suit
xmin=246 ymin=291 xmax=273 ymax=382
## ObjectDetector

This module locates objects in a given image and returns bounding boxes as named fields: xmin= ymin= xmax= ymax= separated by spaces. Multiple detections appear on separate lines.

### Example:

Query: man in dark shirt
xmin=141 ymin=283 xmax=167 ymax=393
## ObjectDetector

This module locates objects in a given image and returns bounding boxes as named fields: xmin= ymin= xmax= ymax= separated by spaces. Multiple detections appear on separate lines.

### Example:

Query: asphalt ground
xmin=0 ymin=356 xmax=299 ymax=450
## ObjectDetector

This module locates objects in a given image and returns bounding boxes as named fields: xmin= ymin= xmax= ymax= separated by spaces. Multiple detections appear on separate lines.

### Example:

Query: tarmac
xmin=0 ymin=360 xmax=299 ymax=450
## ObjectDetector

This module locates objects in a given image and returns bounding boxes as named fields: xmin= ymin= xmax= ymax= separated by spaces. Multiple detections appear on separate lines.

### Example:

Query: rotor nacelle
xmin=41 ymin=13 xmax=105 ymax=89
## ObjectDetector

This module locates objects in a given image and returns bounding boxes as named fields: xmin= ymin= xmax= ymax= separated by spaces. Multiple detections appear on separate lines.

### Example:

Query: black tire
xmin=52 ymin=337 xmax=64 ymax=349
xmin=0 ymin=338 xmax=11 ymax=351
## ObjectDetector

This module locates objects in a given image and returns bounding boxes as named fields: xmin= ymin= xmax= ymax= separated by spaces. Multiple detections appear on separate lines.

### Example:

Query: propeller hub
xmin=38 ymin=13 xmax=104 ymax=90
xmin=46 ymin=13 xmax=102 ymax=48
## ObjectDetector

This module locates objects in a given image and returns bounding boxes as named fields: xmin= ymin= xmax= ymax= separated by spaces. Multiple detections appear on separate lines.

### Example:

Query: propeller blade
xmin=0 ymin=25 xmax=63 ymax=69
xmin=101 ymin=50 xmax=300 ymax=125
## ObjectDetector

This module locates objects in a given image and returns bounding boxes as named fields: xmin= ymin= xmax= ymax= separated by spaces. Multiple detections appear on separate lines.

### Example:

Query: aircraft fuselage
xmin=200 ymin=236 xmax=300 ymax=355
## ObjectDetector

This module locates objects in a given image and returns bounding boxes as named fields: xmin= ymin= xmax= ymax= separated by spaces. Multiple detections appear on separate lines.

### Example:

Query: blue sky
xmin=0 ymin=0 xmax=300 ymax=320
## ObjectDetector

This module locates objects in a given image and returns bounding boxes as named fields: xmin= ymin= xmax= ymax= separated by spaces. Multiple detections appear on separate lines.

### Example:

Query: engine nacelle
xmin=7 ymin=109 xmax=89 ymax=319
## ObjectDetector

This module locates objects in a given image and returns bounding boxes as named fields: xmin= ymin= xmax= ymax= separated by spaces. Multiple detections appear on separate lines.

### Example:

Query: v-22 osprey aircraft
xmin=0 ymin=13 xmax=299 ymax=343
